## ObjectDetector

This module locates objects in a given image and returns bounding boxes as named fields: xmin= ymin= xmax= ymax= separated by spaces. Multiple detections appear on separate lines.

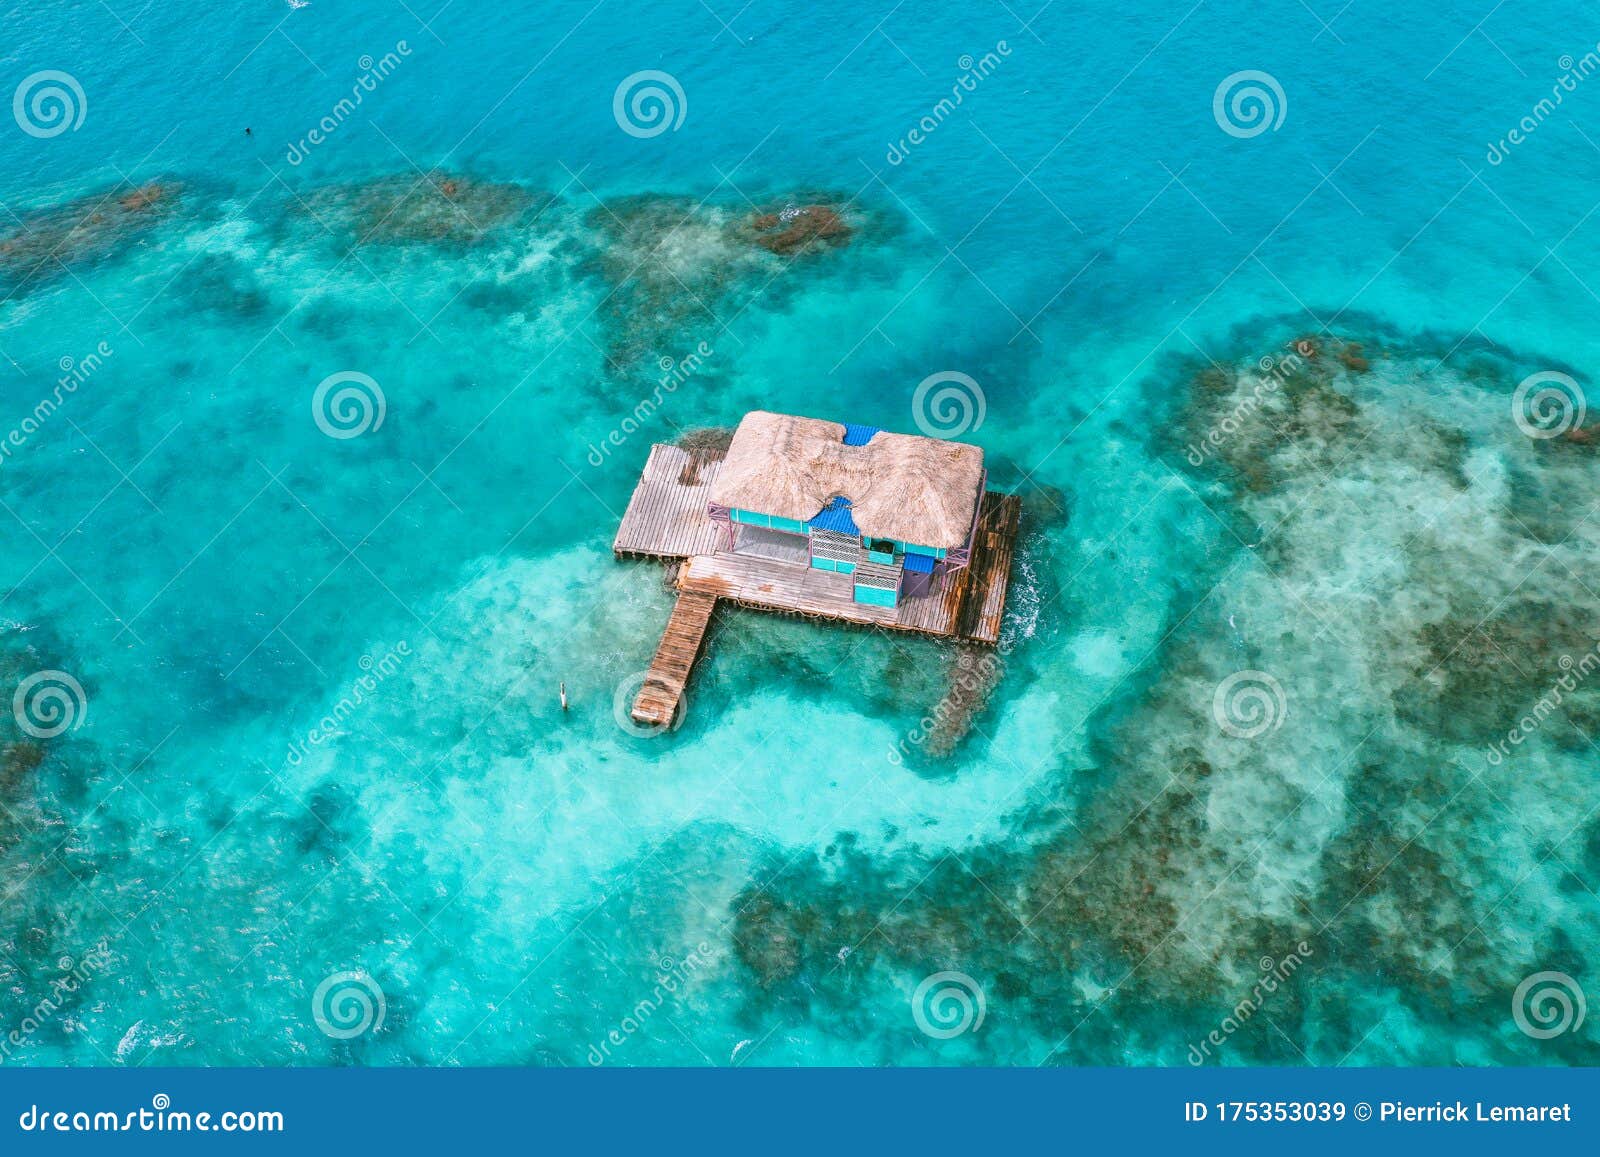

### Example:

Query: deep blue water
xmin=0 ymin=1 xmax=1597 ymax=1065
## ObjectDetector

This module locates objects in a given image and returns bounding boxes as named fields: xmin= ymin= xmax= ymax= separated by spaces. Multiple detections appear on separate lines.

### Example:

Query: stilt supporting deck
xmin=631 ymin=589 xmax=718 ymax=728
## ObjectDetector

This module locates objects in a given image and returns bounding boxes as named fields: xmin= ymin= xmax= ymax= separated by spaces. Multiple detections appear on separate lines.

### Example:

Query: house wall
xmin=853 ymin=584 xmax=898 ymax=608
xmin=727 ymin=507 xmax=809 ymax=535
xmin=727 ymin=507 xmax=948 ymax=557
xmin=727 ymin=504 xmax=962 ymax=609
xmin=809 ymin=556 xmax=858 ymax=575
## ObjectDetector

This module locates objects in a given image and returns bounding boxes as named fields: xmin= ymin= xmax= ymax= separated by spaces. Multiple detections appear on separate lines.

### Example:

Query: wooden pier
xmin=631 ymin=589 xmax=717 ymax=728
xmin=615 ymin=441 xmax=1022 ymax=727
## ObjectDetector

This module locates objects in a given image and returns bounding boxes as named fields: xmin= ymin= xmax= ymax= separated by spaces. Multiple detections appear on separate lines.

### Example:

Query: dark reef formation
xmin=741 ymin=202 xmax=853 ymax=256
xmin=582 ymin=192 xmax=866 ymax=376
xmin=295 ymin=171 xmax=552 ymax=251
xmin=0 ymin=640 xmax=113 ymax=1060
xmin=715 ymin=320 xmax=1600 ymax=1064
xmin=0 ymin=180 xmax=181 ymax=296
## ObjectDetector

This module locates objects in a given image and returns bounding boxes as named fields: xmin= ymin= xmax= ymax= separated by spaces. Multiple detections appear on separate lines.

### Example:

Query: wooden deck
xmin=958 ymin=490 xmax=1023 ymax=643
xmin=612 ymin=444 xmax=725 ymax=559
xmin=631 ymin=589 xmax=718 ymax=727
xmin=614 ymin=442 xmax=1023 ymax=724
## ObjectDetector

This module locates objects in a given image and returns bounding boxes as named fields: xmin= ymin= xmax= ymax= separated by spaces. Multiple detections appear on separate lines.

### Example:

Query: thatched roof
xmin=709 ymin=411 xmax=984 ymax=550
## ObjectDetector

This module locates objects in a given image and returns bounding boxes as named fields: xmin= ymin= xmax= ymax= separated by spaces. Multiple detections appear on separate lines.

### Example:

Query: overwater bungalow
xmin=613 ymin=410 xmax=1021 ymax=727
xmin=707 ymin=411 xmax=986 ymax=608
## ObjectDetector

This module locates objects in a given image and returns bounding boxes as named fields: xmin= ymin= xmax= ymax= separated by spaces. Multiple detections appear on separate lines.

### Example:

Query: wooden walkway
xmin=612 ymin=444 xmax=725 ymax=560
xmin=631 ymin=589 xmax=718 ymax=727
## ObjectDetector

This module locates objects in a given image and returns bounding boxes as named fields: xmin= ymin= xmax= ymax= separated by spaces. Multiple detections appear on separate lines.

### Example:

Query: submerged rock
xmin=583 ymin=195 xmax=750 ymax=374
xmin=175 ymin=252 xmax=273 ymax=320
xmin=297 ymin=171 xmax=550 ymax=249
xmin=1337 ymin=340 xmax=1371 ymax=373
xmin=583 ymin=192 xmax=862 ymax=375
xmin=730 ymin=895 xmax=804 ymax=987
xmin=743 ymin=203 xmax=852 ymax=255
xmin=0 ymin=180 xmax=181 ymax=295
xmin=918 ymin=645 xmax=1006 ymax=761
xmin=0 ymin=740 xmax=44 ymax=800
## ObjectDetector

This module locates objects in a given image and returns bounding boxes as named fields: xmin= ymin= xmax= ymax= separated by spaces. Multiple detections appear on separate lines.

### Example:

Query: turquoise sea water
xmin=2 ymin=1 xmax=1598 ymax=1065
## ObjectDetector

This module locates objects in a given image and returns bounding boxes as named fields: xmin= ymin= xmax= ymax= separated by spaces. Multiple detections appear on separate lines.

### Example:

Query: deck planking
xmin=612 ymin=444 xmax=726 ymax=560
xmin=957 ymin=491 xmax=1023 ymax=643
xmin=631 ymin=589 xmax=718 ymax=727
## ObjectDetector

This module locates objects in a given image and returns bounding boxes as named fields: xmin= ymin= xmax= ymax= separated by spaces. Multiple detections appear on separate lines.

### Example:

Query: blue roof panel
xmin=902 ymin=551 xmax=936 ymax=574
xmin=841 ymin=423 xmax=882 ymax=447
xmin=807 ymin=496 xmax=860 ymax=535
